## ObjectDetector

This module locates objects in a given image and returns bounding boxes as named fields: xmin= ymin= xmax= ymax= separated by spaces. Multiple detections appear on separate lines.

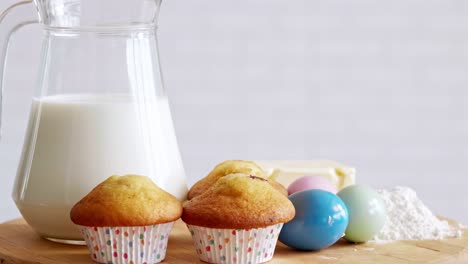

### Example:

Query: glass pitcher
xmin=0 ymin=0 xmax=187 ymax=243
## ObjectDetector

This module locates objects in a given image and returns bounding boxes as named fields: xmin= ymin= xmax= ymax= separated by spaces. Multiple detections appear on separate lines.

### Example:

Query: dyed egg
xmin=337 ymin=185 xmax=386 ymax=243
xmin=279 ymin=189 xmax=349 ymax=251
xmin=288 ymin=176 xmax=337 ymax=195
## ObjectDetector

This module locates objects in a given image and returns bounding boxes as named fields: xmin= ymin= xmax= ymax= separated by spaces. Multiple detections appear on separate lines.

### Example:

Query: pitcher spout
xmin=35 ymin=0 xmax=162 ymax=29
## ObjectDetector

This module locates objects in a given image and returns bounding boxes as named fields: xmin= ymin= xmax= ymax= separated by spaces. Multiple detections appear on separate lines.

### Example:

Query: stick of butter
xmin=256 ymin=160 xmax=356 ymax=191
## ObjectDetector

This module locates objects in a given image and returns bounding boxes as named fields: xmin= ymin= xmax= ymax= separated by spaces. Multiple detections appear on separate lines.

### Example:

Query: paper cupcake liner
xmin=187 ymin=223 xmax=283 ymax=264
xmin=78 ymin=222 xmax=174 ymax=264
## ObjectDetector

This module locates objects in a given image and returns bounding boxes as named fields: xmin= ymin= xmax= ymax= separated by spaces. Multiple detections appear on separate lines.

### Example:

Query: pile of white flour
xmin=373 ymin=186 xmax=463 ymax=241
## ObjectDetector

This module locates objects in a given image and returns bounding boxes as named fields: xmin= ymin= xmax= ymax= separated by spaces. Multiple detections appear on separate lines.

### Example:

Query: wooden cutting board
xmin=1 ymin=161 xmax=467 ymax=263
xmin=0 ymin=218 xmax=467 ymax=263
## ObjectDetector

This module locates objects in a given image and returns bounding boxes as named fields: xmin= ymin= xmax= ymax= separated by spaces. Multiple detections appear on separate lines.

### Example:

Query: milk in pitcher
xmin=13 ymin=94 xmax=186 ymax=241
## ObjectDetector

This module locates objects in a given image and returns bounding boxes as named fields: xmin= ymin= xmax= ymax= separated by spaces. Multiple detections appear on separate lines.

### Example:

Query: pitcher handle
xmin=0 ymin=0 xmax=38 ymax=138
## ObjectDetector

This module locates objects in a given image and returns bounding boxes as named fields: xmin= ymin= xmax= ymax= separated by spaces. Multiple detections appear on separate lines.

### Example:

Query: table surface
xmin=1 ymin=161 xmax=467 ymax=263
xmin=0 ymin=218 xmax=467 ymax=264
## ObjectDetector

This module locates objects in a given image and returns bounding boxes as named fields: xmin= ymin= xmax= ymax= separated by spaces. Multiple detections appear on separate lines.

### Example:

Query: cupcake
xmin=70 ymin=175 xmax=182 ymax=264
xmin=187 ymin=160 xmax=288 ymax=199
xmin=183 ymin=173 xmax=295 ymax=264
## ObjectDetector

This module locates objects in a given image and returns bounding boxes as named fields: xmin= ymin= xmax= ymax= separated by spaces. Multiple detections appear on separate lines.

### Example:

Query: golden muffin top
xmin=182 ymin=173 xmax=295 ymax=229
xmin=70 ymin=175 xmax=182 ymax=227
xmin=187 ymin=160 xmax=287 ymax=199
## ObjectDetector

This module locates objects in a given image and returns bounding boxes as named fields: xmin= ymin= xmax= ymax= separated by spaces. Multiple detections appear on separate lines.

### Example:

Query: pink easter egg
xmin=287 ymin=176 xmax=337 ymax=195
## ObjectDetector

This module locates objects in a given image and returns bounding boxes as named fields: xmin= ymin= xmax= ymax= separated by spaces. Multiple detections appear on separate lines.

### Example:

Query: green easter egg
xmin=338 ymin=185 xmax=386 ymax=243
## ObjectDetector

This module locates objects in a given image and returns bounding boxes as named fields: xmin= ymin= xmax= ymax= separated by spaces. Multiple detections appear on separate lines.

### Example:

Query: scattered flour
xmin=373 ymin=186 xmax=463 ymax=241
xmin=318 ymin=256 xmax=338 ymax=260
xmin=359 ymin=247 xmax=375 ymax=251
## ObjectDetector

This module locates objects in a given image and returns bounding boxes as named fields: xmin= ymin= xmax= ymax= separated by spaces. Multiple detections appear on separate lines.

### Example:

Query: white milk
xmin=13 ymin=94 xmax=187 ymax=241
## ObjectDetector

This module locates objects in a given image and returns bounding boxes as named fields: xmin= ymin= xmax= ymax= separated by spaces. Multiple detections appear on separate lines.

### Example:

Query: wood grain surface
xmin=0 ymin=217 xmax=467 ymax=263
xmin=1 ymin=161 xmax=467 ymax=263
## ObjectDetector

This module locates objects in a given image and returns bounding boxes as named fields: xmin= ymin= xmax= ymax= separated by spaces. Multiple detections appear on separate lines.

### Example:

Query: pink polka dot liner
xmin=187 ymin=224 xmax=283 ymax=264
xmin=78 ymin=222 xmax=174 ymax=264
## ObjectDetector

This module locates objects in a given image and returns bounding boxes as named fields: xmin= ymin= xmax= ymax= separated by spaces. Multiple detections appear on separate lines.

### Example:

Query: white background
xmin=1 ymin=0 xmax=467 ymax=224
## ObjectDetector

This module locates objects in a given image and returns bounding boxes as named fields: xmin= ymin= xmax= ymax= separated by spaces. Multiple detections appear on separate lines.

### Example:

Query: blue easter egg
xmin=279 ymin=189 xmax=349 ymax=251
